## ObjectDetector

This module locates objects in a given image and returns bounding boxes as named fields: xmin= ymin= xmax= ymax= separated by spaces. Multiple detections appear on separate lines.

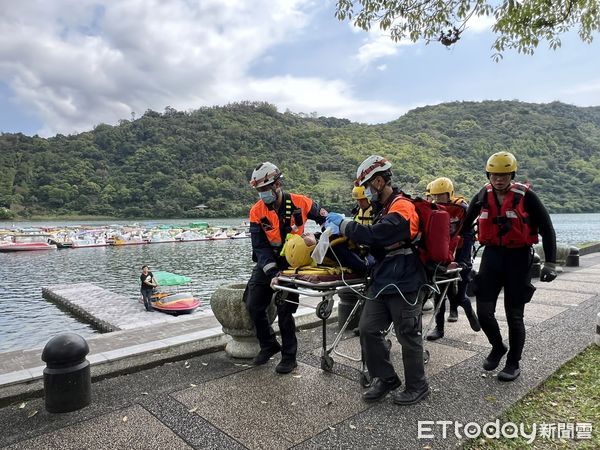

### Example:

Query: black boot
xmin=483 ymin=344 xmax=508 ymax=371
xmin=362 ymin=376 xmax=401 ymax=403
xmin=498 ymin=362 xmax=521 ymax=382
xmin=253 ymin=343 xmax=281 ymax=365
xmin=465 ymin=308 xmax=481 ymax=332
xmin=426 ymin=327 xmax=444 ymax=341
xmin=275 ymin=357 xmax=297 ymax=374
xmin=392 ymin=385 xmax=430 ymax=405
xmin=447 ymin=309 xmax=458 ymax=322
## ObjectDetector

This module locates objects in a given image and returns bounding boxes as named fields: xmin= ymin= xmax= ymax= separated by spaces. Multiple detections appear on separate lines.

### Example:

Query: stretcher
xmin=272 ymin=264 xmax=462 ymax=387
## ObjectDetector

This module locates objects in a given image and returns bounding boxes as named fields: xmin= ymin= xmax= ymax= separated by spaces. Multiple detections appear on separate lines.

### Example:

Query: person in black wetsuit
xmin=461 ymin=151 xmax=557 ymax=382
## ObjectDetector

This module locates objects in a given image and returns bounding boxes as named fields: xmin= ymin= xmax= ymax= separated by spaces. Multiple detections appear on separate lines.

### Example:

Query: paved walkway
xmin=0 ymin=254 xmax=599 ymax=449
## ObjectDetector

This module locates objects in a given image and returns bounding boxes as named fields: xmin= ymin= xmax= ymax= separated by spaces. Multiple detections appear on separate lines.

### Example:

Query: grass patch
xmin=464 ymin=345 xmax=600 ymax=449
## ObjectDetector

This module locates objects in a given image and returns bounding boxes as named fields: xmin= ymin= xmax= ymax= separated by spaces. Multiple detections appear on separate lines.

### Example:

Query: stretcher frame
xmin=272 ymin=266 xmax=462 ymax=384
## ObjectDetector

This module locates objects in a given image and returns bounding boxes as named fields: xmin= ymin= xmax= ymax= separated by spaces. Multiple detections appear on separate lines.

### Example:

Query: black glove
xmin=540 ymin=262 xmax=557 ymax=282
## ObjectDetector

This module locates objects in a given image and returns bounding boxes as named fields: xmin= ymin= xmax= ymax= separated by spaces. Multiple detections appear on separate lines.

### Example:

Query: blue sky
xmin=0 ymin=0 xmax=599 ymax=137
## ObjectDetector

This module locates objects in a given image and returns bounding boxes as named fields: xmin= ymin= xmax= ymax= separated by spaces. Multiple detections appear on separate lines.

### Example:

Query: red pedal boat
xmin=148 ymin=271 xmax=201 ymax=315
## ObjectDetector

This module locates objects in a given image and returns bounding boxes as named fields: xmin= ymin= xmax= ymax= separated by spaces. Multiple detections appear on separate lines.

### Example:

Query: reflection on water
xmin=0 ymin=214 xmax=598 ymax=353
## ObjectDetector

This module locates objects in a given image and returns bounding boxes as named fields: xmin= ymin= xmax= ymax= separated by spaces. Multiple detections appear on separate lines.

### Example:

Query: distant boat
xmin=174 ymin=230 xmax=209 ymax=242
xmin=111 ymin=234 xmax=147 ymax=246
xmin=71 ymin=235 xmax=109 ymax=248
xmin=147 ymin=231 xmax=177 ymax=244
xmin=0 ymin=234 xmax=57 ymax=252
xmin=209 ymin=230 xmax=230 ymax=240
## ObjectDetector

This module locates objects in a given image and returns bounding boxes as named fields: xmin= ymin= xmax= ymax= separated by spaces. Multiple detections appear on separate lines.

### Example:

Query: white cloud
xmin=353 ymin=26 xmax=414 ymax=68
xmin=466 ymin=13 xmax=496 ymax=33
xmin=0 ymin=0 xmax=309 ymax=135
xmin=231 ymin=75 xmax=408 ymax=123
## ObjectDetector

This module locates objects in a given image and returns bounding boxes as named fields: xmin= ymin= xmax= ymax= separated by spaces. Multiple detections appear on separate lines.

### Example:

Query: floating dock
xmin=42 ymin=283 xmax=201 ymax=331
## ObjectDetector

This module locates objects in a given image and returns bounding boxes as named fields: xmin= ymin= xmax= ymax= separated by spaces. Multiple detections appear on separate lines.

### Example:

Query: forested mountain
xmin=1 ymin=100 xmax=599 ymax=219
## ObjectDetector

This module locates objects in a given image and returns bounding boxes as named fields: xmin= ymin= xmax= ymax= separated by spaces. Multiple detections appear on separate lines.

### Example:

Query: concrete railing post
xmin=565 ymin=247 xmax=580 ymax=267
xmin=210 ymin=283 xmax=276 ymax=358
xmin=41 ymin=333 xmax=91 ymax=413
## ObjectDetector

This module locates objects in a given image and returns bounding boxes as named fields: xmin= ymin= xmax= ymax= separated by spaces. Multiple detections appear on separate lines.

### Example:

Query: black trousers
xmin=244 ymin=265 xmax=299 ymax=359
xmin=473 ymin=246 xmax=535 ymax=365
xmin=359 ymin=290 xmax=427 ymax=390
xmin=435 ymin=267 xmax=474 ymax=328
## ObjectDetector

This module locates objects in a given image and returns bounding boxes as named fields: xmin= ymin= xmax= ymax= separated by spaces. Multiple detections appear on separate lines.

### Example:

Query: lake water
xmin=1 ymin=214 xmax=599 ymax=353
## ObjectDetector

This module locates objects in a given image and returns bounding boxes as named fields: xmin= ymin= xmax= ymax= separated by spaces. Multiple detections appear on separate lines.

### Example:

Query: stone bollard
xmin=41 ymin=333 xmax=91 ymax=413
xmin=210 ymin=283 xmax=277 ymax=358
xmin=530 ymin=253 xmax=541 ymax=279
xmin=565 ymin=246 xmax=580 ymax=267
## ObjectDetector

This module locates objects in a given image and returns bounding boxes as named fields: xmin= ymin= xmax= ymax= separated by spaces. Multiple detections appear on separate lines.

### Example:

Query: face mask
xmin=259 ymin=189 xmax=276 ymax=205
xmin=364 ymin=185 xmax=379 ymax=202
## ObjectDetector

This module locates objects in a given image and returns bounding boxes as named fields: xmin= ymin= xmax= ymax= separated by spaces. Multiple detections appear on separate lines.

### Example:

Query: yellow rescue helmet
xmin=429 ymin=177 xmax=454 ymax=197
xmin=424 ymin=181 xmax=432 ymax=197
xmin=284 ymin=234 xmax=315 ymax=268
xmin=352 ymin=185 xmax=367 ymax=200
xmin=486 ymin=152 xmax=517 ymax=174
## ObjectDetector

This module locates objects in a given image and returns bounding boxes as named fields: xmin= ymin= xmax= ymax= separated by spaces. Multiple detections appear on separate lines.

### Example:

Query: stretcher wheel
xmin=316 ymin=299 xmax=333 ymax=320
xmin=360 ymin=372 xmax=372 ymax=388
xmin=321 ymin=354 xmax=334 ymax=372
xmin=424 ymin=349 xmax=430 ymax=365
xmin=272 ymin=291 xmax=285 ymax=306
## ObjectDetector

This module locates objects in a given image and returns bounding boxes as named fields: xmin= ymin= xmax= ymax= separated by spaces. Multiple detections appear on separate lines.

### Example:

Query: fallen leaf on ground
xmin=484 ymin=396 xmax=497 ymax=402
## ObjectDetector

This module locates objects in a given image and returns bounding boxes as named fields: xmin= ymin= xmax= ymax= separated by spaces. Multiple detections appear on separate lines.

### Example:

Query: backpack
xmin=410 ymin=197 xmax=454 ymax=265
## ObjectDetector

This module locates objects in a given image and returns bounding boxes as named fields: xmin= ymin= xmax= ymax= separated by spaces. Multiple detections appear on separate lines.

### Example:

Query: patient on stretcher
xmin=281 ymin=232 xmax=370 ymax=279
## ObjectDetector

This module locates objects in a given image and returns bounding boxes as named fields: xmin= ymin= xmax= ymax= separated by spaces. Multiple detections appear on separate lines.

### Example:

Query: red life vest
xmin=477 ymin=182 xmax=539 ymax=248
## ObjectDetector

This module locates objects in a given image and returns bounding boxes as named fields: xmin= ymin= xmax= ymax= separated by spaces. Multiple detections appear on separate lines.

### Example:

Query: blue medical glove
xmin=540 ymin=262 xmax=557 ymax=282
xmin=326 ymin=212 xmax=344 ymax=227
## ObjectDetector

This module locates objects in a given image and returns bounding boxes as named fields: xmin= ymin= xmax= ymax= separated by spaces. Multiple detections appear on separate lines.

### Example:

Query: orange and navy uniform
xmin=340 ymin=188 xmax=425 ymax=294
xmin=249 ymin=192 xmax=325 ymax=279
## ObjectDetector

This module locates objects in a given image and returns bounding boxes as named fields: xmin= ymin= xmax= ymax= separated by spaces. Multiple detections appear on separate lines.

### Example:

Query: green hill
xmin=1 ymin=100 xmax=599 ymax=219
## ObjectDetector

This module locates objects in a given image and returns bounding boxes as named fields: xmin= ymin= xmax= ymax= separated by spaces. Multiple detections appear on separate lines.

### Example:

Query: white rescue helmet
xmin=249 ymin=162 xmax=282 ymax=188
xmin=355 ymin=155 xmax=392 ymax=186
